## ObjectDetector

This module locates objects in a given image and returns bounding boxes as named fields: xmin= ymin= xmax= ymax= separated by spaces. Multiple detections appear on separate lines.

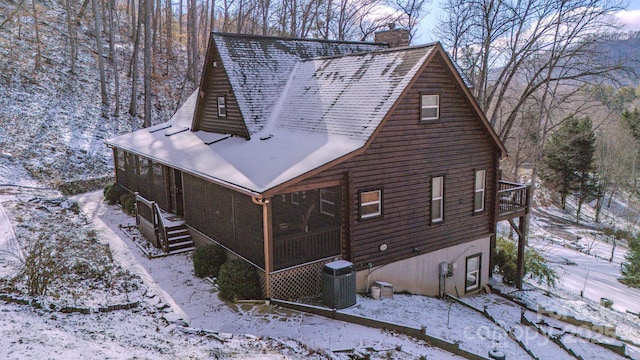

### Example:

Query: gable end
xmin=191 ymin=36 xmax=251 ymax=138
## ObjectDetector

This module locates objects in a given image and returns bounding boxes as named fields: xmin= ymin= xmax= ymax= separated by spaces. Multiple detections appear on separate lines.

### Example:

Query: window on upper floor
xmin=474 ymin=170 xmax=486 ymax=213
xmin=421 ymin=95 xmax=439 ymax=121
xmin=465 ymin=253 xmax=481 ymax=292
xmin=217 ymin=96 xmax=226 ymax=117
xmin=431 ymin=176 xmax=444 ymax=223
xmin=360 ymin=189 xmax=382 ymax=219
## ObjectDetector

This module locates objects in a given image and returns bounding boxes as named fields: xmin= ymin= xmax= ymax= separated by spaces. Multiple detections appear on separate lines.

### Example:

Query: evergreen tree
xmin=621 ymin=108 xmax=640 ymax=142
xmin=541 ymin=116 xmax=598 ymax=219
xmin=621 ymin=235 xmax=640 ymax=288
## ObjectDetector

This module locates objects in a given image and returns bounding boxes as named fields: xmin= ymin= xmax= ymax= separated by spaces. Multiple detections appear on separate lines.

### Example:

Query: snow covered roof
xmin=211 ymin=33 xmax=386 ymax=135
xmin=275 ymin=46 xmax=433 ymax=142
xmin=107 ymin=34 xmax=438 ymax=196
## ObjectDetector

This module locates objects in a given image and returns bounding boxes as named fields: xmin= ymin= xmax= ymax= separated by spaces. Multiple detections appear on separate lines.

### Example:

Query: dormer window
xmin=421 ymin=95 xmax=439 ymax=121
xmin=217 ymin=96 xmax=226 ymax=117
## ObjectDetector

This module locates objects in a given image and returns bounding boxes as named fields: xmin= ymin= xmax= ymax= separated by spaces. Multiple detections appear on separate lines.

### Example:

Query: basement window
xmin=465 ymin=254 xmax=481 ymax=292
xmin=218 ymin=96 xmax=226 ymax=117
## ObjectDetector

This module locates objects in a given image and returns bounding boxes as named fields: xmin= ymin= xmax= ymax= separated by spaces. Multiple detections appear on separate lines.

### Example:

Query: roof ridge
xmin=304 ymin=42 xmax=439 ymax=62
xmin=210 ymin=31 xmax=384 ymax=47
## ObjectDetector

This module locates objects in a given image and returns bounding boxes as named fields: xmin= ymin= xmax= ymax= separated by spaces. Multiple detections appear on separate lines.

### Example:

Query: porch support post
xmin=254 ymin=197 xmax=274 ymax=299
xmin=515 ymin=215 xmax=527 ymax=290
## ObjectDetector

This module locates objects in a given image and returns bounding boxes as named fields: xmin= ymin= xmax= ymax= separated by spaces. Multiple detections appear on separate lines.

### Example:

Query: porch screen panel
xmin=151 ymin=162 xmax=168 ymax=210
xmin=116 ymin=150 xmax=135 ymax=191
xmin=136 ymin=157 xmax=152 ymax=200
xmin=233 ymin=193 xmax=264 ymax=269
xmin=207 ymin=182 xmax=234 ymax=247
xmin=182 ymin=174 xmax=208 ymax=235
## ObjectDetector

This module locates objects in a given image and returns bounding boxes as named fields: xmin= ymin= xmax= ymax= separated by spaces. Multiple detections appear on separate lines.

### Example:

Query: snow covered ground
xmin=1 ymin=184 xmax=640 ymax=358
xmin=525 ymin=205 xmax=640 ymax=315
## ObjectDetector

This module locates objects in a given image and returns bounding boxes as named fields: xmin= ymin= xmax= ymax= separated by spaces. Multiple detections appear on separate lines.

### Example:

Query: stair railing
xmin=152 ymin=202 xmax=169 ymax=253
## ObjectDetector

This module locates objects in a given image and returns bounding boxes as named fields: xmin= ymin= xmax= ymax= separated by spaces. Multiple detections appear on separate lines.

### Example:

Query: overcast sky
xmin=415 ymin=0 xmax=640 ymax=43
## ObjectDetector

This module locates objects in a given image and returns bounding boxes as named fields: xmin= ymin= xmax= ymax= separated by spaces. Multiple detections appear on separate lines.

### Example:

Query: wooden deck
xmin=497 ymin=180 xmax=530 ymax=221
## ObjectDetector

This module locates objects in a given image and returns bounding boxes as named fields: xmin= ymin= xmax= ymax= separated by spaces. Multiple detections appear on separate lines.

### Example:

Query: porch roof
xmin=106 ymin=91 xmax=363 ymax=195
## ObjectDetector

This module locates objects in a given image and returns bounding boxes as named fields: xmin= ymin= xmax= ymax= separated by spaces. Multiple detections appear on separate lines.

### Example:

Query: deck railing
xmin=273 ymin=226 xmax=341 ymax=271
xmin=497 ymin=180 xmax=529 ymax=218
xmin=135 ymin=193 xmax=168 ymax=252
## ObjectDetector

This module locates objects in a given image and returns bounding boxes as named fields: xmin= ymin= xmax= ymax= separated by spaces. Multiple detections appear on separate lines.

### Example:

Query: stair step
xmin=167 ymin=232 xmax=191 ymax=240
xmin=169 ymin=241 xmax=196 ymax=252
xmin=168 ymin=246 xmax=196 ymax=255
xmin=168 ymin=235 xmax=192 ymax=243
xmin=167 ymin=229 xmax=189 ymax=236
xmin=166 ymin=226 xmax=188 ymax=232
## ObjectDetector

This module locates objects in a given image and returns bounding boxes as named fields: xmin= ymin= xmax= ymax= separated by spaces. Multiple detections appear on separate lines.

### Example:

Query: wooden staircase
xmin=164 ymin=223 xmax=195 ymax=254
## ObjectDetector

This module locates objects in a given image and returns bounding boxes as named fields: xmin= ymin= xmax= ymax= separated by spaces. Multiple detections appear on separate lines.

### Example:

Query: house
xmin=106 ymin=31 xmax=530 ymax=300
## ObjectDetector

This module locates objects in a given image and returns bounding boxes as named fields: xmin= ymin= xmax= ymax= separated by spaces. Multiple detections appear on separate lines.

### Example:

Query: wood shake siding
xmin=193 ymin=39 xmax=250 ymax=138
xmin=288 ymin=52 xmax=498 ymax=269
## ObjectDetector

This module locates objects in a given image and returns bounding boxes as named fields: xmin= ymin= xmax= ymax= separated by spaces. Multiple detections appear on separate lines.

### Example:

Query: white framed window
xmin=474 ymin=170 xmax=486 ymax=212
xmin=431 ymin=176 xmax=444 ymax=223
xmin=291 ymin=192 xmax=300 ymax=205
xmin=320 ymin=188 xmax=336 ymax=217
xmin=360 ymin=190 xmax=382 ymax=219
xmin=421 ymin=94 xmax=439 ymax=120
xmin=217 ymin=96 xmax=226 ymax=117
xmin=465 ymin=254 xmax=481 ymax=292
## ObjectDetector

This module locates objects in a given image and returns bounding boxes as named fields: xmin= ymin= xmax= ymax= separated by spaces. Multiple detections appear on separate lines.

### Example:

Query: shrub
xmin=119 ymin=193 xmax=136 ymax=215
xmin=104 ymin=183 xmax=127 ymax=205
xmin=217 ymin=259 xmax=262 ymax=301
xmin=494 ymin=237 xmax=558 ymax=287
xmin=193 ymin=244 xmax=227 ymax=278
xmin=621 ymin=235 xmax=640 ymax=288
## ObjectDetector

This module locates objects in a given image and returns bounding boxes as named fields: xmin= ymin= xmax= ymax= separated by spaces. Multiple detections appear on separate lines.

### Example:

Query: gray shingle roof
xmin=107 ymin=34 xmax=437 ymax=195
xmin=213 ymin=33 xmax=385 ymax=135
xmin=274 ymin=46 xmax=434 ymax=142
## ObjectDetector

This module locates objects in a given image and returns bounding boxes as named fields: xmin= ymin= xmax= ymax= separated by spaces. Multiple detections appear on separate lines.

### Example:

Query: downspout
xmin=252 ymin=196 xmax=273 ymax=299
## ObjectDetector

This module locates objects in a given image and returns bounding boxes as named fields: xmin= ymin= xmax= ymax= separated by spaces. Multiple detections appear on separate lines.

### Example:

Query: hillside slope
xmin=0 ymin=0 xmax=196 ymax=191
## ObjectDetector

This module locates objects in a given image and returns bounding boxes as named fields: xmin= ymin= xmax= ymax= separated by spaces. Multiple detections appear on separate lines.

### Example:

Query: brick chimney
xmin=374 ymin=23 xmax=410 ymax=48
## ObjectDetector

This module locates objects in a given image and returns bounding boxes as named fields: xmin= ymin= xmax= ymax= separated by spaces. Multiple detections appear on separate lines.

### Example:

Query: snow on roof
xmin=275 ymin=46 xmax=434 ymax=141
xmin=213 ymin=33 xmax=385 ymax=135
xmin=106 ymin=91 xmax=363 ymax=195
xmin=107 ymin=36 xmax=435 ymax=195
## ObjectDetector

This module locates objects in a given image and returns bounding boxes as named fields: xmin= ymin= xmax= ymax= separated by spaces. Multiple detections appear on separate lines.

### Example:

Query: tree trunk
xmin=91 ymin=0 xmax=109 ymax=117
xmin=144 ymin=0 xmax=152 ymax=127
xmin=187 ymin=0 xmax=197 ymax=81
xmin=31 ymin=0 xmax=42 ymax=70
xmin=610 ymin=238 xmax=616 ymax=262
xmin=108 ymin=0 xmax=120 ymax=115
xmin=77 ymin=0 xmax=91 ymax=23
xmin=64 ymin=0 xmax=77 ymax=74
xmin=166 ymin=0 xmax=173 ymax=75
xmin=179 ymin=0 xmax=183 ymax=34
xmin=210 ymin=0 xmax=216 ymax=32
xmin=129 ymin=0 xmax=144 ymax=116
xmin=130 ymin=0 xmax=136 ymax=40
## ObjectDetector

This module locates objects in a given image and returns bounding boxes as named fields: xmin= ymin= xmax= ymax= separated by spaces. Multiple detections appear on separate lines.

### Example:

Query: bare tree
xmin=144 ymin=0 xmax=153 ymax=127
xmin=438 ymin=0 xmax=633 ymax=232
xmin=108 ymin=0 xmax=121 ymax=115
xmin=91 ymin=0 xmax=109 ymax=117
xmin=0 ymin=0 xmax=26 ymax=30
xmin=31 ymin=0 xmax=42 ymax=70
xmin=129 ymin=0 xmax=144 ymax=116
xmin=64 ymin=0 xmax=78 ymax=74
xmin=438 ymin=0 xmax=630 ymax=143
xmin=392 ymin=0 xmax=429 ymax=41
